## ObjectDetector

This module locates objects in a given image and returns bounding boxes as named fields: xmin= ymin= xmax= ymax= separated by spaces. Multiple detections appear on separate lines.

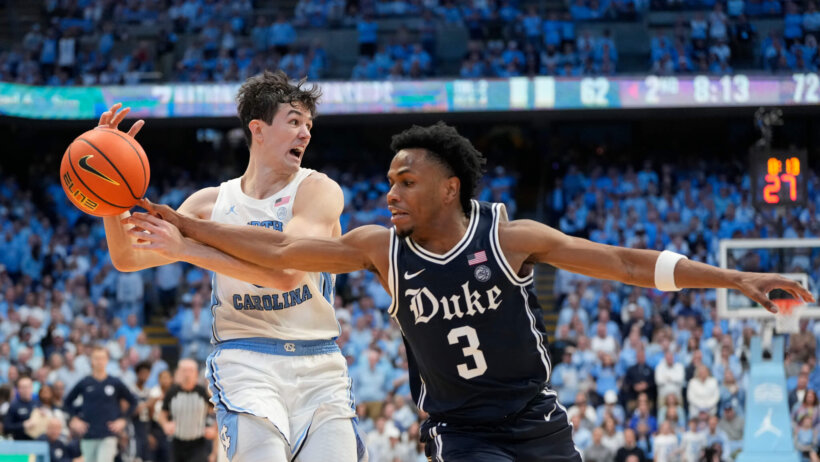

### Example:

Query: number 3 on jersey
xmin=447 ymin=326 xmax=488 ymax=379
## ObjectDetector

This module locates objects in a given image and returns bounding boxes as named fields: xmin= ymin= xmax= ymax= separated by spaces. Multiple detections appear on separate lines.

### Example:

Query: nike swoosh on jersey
xmin=78 ymin=155 xmax=120 ymax=185
xmin=404 ymin=269 xmax=426 ymax=280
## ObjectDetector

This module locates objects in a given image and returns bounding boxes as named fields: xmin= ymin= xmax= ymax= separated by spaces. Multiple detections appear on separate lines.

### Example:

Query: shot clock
xmin=750 ymin=150 xmax=808 ymax=208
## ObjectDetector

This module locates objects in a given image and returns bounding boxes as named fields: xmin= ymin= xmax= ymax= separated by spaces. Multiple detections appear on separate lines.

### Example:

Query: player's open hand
xmin=138 ymin=198 xmax=184 ymax=229
xmin=734 ymin=272 xmax=815 ymax=313
xmin=97 ymin=102 xmax=145 ymax=138
xmin=124 ymin=212 xmax=189 ymax=259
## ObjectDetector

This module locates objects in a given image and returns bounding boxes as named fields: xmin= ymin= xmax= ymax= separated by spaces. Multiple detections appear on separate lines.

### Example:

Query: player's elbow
xmin=110 ymin=252 xmax=139 ymax=272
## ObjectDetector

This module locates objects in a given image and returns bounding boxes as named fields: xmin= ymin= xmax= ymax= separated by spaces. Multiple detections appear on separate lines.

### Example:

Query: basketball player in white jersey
xmin=98 ymin=71 xmax=361 ymax=462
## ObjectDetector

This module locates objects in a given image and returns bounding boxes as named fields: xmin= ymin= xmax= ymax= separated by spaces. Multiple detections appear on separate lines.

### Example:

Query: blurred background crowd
xmin=0 ymin=0 xmax=817 ymax=86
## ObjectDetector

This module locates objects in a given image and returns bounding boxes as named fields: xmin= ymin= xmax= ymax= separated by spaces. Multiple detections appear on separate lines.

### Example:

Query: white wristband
xmin=655 ymin=250 xmax=688 ymax=292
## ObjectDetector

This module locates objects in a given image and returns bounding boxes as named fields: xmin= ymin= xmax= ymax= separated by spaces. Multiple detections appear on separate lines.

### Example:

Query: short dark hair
xmin=135 ymin=360 xmax=152 ymax=374
xmin=236 ymin=70 xmax=322 ymax=148
xmin=390 ymin=122 xmax=486 ymax=214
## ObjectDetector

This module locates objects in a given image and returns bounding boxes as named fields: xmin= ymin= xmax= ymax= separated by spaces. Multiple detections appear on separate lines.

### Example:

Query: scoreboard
xmin=1 ymin=74 xmax=819 ymax=119
xmin=750 ymin=149 xmax=808 ymax=208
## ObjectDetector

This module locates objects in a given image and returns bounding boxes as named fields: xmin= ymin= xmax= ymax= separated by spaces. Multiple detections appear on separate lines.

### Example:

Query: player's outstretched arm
xmin=501 ymin=219 xmax=814 ymax=313
xmin=124 ymin=207 xmax=387 ymax=276
xmin=260 ymin=172 xmax=347 ymax=289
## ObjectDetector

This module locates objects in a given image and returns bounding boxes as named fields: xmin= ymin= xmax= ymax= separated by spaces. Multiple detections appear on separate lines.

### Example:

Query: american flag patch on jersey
xmin=274 ymin=196 xmax=291 ymax=206
xmin=467 ymin=250 xmax=487 ymax=266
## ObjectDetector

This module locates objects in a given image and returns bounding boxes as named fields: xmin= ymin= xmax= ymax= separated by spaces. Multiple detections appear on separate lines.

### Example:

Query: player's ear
xmin=443 ymin=176 xmax=460 ymax=205
xmin=248 ymin=120 xmax=263 ymax=143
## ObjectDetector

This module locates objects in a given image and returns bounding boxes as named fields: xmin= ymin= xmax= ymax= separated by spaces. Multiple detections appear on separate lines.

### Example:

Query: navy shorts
xmin=421 ymin=389 xmax=582 ymax=462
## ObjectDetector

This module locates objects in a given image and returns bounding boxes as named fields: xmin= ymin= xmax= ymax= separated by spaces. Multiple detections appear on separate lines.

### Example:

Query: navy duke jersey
xmin=388 ymin=200 xmax=552 ymax=423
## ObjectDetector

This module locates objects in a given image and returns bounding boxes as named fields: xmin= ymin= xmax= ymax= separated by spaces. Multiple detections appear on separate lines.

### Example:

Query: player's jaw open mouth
xmin=288 ymin=146 xmax=305 ymax=161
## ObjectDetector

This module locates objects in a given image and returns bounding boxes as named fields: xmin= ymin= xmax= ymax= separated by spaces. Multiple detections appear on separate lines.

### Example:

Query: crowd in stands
xmin=546 ymin=161 xmax=820 ymax=461
xmin=650 ymin=1 xmax=819 ymax=73
xmin=0 ymin=0 xmax=815 ymax=85
xmin=350 ymin=3 xmax=622 ymax=78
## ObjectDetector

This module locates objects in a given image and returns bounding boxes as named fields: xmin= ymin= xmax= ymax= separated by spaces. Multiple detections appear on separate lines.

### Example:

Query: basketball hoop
xmin=773 ymin=298 xmax=803 ymax=334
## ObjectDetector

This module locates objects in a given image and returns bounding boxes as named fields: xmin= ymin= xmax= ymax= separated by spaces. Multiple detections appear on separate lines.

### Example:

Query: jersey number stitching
xmin=447 ymin=326 xmax=488 ymax=380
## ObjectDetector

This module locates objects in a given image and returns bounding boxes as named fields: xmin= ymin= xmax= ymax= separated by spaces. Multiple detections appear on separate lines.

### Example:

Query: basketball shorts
xmin=421 ymin=389 xmax=582 ymax=462
xmin=206 ymin=338 xmax=360 ymax=460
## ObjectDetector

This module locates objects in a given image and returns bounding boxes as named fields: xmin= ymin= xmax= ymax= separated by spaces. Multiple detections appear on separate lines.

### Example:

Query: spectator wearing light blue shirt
xmin=351 ymin=349 xmax=393 ymax=417
xmin=357 ymin=14 xmax=378 ymax=57
xmin=269 ymin=12 xmax=296 ymax=55
xmin=114 ymin=314 xmax=143 ymax=350
xmin=521 ymin=6 xmax=542 ymax=47
xmin=351 ymin=56 xmax=378 ymax=80
xmin=593 ymin=353 xmax=620 ymax=397
xmin=20 ymin=236 xmax=43 ymax=282
xmin=589 ymin=309 xmax=622 ymax=345
xmin=437 ymin=1 xmax=462 ymax=23
xmin=250 ymin=16 xmax=269 ymax=52
xmin=557 ymin=293 xmax=590 ymax=335
xmin=552 ymin=349 xmax=581 ymax=406
xmin=571 ymin=413 xmax=593 ymax=451
xmin=498 ymin=0 xmax=520 ymax=22
xmin=596 ymin=390 xmax=627 ymax=427
xmin=166 ymin=293 xmax=213 ymax=363
xmin=784 ymin=2 xmax=805 ymax=45
xmin=543 ymin=12 xmax=563 ymax=47
xmin=711 ymin=342 xmax=743 ymax=383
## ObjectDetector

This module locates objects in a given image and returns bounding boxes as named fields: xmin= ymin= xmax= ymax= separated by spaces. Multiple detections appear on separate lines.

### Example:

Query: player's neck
xmin=241 ymin=157 xmax=297 ymax=199
xmin=411 ymin=211 xmax=470 ymax=254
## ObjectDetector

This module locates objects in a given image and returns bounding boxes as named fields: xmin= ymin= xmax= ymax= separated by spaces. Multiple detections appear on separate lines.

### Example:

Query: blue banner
xmin=736 ymin=336 xmax=800 ymax=462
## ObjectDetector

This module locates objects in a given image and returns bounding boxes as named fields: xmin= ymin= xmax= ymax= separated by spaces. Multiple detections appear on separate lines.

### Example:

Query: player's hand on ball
xmin=734 ymin=272 xmax=815 ymax=314
xmin=125 ymin=212 xmax=189 ymax=259
xmin=97 ymin=102 xmax=145 ymax=138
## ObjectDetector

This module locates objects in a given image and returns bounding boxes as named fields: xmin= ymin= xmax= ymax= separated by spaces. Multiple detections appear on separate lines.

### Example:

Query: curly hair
xmin=390 ymin=122 xmax=487 ymax=215
xmin=235 ymin=70 xmax=322 ymax=148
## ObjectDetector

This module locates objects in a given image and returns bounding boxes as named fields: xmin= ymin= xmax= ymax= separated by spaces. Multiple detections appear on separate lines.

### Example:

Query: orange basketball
xmin=59 ymin=127 xmax=150 ymax=217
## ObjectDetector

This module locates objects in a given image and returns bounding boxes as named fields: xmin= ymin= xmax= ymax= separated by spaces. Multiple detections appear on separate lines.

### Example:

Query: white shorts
xmin=206 ymin=338 xmax=359 ymax=459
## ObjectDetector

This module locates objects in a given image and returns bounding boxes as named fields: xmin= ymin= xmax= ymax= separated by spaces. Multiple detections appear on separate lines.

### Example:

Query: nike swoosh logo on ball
xmin=78 ymin=155 xmax=120 ymax=185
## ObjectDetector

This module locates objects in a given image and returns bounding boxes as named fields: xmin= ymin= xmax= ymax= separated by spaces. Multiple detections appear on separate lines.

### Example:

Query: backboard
xmin=718 ymin=238 xmax=820 ymax=320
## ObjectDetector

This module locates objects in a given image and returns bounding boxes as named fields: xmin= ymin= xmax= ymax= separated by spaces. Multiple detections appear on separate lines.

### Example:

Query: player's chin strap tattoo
xmin=654 ymin=250 xmax=688 ymax=292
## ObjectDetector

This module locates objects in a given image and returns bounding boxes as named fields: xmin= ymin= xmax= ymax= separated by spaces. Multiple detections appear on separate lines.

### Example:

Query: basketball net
xmin=773 ymin=298 xmax=804 ymax=335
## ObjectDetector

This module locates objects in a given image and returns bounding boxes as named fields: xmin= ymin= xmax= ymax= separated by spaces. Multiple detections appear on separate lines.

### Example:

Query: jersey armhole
xmin=207 ymin=183 xmax=228 ymax=221
xmin=489 ymin=203 xmax=534 ymax=286
xmin=290 ymin=168 xmax=316 ymax=197
xmin=387 ymin=227 xmax=399 ymax=317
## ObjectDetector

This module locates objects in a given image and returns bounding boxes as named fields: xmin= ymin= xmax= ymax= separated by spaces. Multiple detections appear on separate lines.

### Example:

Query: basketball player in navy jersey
xmin=126 ymin=122 xmax=813 ymax=461
xmin=96 ymin=71 xmax=363 ymax=462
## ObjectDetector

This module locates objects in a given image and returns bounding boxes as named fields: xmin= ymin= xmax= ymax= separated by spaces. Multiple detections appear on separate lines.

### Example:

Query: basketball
xmin=59 ymin=127 xmax=150 ymax=217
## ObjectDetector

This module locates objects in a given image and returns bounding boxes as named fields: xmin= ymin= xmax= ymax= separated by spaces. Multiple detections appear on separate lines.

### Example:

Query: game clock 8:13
xmin=750 ymin=150 xmax=808 ymax=208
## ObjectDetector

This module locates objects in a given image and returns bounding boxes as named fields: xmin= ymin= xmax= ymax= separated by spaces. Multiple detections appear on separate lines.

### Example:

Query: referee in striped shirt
xmin=159 ymin=359 xmax=215 ymax=462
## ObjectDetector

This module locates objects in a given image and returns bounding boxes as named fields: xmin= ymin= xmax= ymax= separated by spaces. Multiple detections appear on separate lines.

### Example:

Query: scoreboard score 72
xmin=750 ymin=149 xmax=808 ymax=208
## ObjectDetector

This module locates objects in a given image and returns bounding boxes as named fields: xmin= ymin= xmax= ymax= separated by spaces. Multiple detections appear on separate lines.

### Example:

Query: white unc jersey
xmin=209 ymin=168 xmax=339 ymax=342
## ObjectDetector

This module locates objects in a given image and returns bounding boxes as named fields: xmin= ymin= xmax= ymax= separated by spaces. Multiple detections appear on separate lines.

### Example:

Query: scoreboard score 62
xmin=750 ymin=149 xmax=808 ymax=208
